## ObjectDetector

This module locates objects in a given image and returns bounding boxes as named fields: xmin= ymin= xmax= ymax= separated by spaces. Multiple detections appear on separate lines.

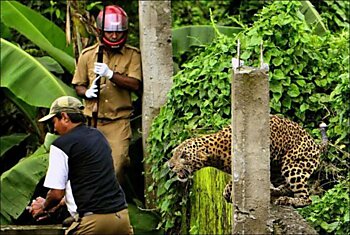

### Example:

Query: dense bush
xmin=311 ymin=0 xmax=350 ymax=33
xmin=171 ymin=0 xmax=269 ymax=28
xmin=298 ymin=178 xmax=350 ymax=234
xmin=147 ymin=1 xmax=349 ymax=232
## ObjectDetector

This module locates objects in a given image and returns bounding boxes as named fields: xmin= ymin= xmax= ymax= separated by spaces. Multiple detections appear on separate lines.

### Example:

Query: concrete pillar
xmin=139 ymin=1 xmax=173 ymax=207
xmin=231 ymin=62 xmax=270 ymax=234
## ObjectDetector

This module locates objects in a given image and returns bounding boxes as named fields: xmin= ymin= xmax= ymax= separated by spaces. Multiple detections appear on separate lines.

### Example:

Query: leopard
xmin=168 ymin=114 xmax=328 ymax=207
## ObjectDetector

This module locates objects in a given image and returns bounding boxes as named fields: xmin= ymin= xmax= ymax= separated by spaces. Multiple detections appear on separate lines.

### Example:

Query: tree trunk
xmin=139 ymin=0 xmax=173 ymax=208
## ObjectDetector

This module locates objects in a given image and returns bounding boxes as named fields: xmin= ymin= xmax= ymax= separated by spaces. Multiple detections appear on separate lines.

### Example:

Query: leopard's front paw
xmin=274 ymin=196 xmax=311 ymax=208
xmin=223 ymin=182 xmax=233 ymax=203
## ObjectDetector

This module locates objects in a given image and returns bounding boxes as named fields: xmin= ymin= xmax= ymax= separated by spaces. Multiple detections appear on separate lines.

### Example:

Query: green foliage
xmin=1 ymin=1 xmax=75 ymax=72
xmin=0 ymin=133 xmax=58 ymax=224
xmin=300 ymin=1 xmax=327 ymax=35
xmin=298 ymin=179 xmax=350 ymax=234
xmin=0 ymin=88 xmax=39 ymax=140
xmin=21 ymin=0 xmax=67 ymax=30
xmin=0 ymin=134 xmax=29 ymax=158
xmin=172 ymin=1 xmax=233 ymax=27
xmin=0 ymin=1 xmax=77 ymax=225
xmin=238 ymin=1 xmax=349 ymax=154
xmin=312 ymin=0 xmax=350 ymax=33
xmin=147 ymin=32 xmax=235 ymax=231
xmin=171 ymin=0 xmax=266 ymax=69
xmin=172 ymin=25 xmax=242 ymax=58
xmin=0 ymin=38 xmax=76 ymax=108
xmin=128 ymin=203 xmax=164 ymax=235
xmin=147 ymin=1 xmax=349 ymax=232
xmin=171 ymin=0 xmax=267 ymax=28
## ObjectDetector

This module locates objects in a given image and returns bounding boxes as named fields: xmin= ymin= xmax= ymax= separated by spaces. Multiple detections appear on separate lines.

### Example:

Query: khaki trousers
xmin=97 ymin=119 xmax=132 ymax=184
xmin=66 ymin=209 xmax=133 ymax=235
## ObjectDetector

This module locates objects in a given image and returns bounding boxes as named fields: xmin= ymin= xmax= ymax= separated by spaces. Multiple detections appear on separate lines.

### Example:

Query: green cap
xmin=38 ymin=96 xmax=84 ymax=122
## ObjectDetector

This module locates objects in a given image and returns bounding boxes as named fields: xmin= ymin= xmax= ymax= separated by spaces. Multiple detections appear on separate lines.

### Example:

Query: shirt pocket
xmin=115 ymin=64 xmax=127 ymax=76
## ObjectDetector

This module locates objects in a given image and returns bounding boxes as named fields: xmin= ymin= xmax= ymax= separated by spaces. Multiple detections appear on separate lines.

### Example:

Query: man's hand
xmin=85 ymin=76 xmax=101 ymax=98
xmin=27 ymin=197 xmax=48 ymax=221
xmin=94 ymin=62 xmax=113 ymax=79
xmin=27 ymin=189 xmax=65 ymax=222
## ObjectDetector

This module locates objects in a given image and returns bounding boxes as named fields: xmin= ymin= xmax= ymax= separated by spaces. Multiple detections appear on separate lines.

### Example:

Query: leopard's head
xmin=168 ymin=139 xmax=207 ymax=182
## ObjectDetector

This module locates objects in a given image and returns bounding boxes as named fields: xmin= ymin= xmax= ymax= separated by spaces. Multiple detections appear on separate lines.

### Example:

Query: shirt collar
xmin=93 ymin=44 xmax=125 ymax=55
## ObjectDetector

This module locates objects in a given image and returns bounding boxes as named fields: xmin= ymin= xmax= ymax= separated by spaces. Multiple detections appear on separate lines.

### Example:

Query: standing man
xmin=29 ymin=96 xmax=133 ymax=234
xmin=71 ymin=5 xmax=142 ymax=184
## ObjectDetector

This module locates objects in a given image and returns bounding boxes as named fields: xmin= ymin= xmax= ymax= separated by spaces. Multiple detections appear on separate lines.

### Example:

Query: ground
xmin=271 ymin=204 xmax=318 ymax=235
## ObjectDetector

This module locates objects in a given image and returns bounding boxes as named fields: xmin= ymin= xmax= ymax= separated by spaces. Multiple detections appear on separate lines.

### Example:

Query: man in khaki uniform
xmin=72 ymin=5 xmax=142 ymax=185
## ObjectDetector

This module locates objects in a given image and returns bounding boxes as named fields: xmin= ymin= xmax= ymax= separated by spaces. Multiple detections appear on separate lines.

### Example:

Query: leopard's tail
xmin=319 ymin=122 xmax=328 ymax=153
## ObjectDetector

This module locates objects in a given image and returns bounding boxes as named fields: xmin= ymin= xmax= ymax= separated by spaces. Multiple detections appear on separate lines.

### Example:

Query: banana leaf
xmin=0 ymin=133 xmax=58 ymax=225
xmin=172 ymin=25 xmax=242 ymax=57
xmin=3 ymin=88 xmax=41 ymax=137
xmin=301 ymin=1 xmax=327 ymax=35
xmin=36 ymin=56 xmax=65 ymax=74
xmin=0 ymin=134 xmax=29 ymax=159
xmin=0 ymin=22 xmax=12 ymax=40
xmin=0 ymin=38 xmax=76 ymax=108
xmin=0 ymin=0 xmax=75 ymax=73
xmin=171 ymin=1 xmax=325 ymax=58
xmin=128 ymin=203 xmax=164 ymax=235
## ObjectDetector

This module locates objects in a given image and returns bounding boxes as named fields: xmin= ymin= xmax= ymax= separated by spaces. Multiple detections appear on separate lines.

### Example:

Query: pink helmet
xmin=96 ymin=5 xmax=128 ymax=49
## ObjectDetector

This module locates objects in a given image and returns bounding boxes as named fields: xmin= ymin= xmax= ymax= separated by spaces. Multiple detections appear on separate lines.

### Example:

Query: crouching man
xmin=28 ymin=96 xmax=133 ymax=235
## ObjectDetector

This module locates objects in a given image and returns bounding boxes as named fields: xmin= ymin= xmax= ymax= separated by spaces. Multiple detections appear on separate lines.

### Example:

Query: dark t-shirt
xmin=51 ymin=124 xmax=127 ymax=215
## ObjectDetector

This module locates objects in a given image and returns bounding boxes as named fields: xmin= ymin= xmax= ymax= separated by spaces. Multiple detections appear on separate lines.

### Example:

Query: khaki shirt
xmin=72 ymin=43 xmax=142 ymax=119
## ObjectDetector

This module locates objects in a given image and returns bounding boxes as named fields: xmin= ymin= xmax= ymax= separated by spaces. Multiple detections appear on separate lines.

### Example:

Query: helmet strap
xmin=101 ymin=32 xmax=128 ymax=49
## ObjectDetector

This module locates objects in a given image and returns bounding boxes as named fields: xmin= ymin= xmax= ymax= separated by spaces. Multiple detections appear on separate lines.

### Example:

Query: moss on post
xmin=187 ymin=167 xmax=232 ymax=234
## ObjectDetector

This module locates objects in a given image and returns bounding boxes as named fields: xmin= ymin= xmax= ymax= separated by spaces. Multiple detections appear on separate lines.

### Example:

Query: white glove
xmin=85 ymin=76 xmax=101 ymax=98
xmin=94 ymin=62 xmax=113 ymax=79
